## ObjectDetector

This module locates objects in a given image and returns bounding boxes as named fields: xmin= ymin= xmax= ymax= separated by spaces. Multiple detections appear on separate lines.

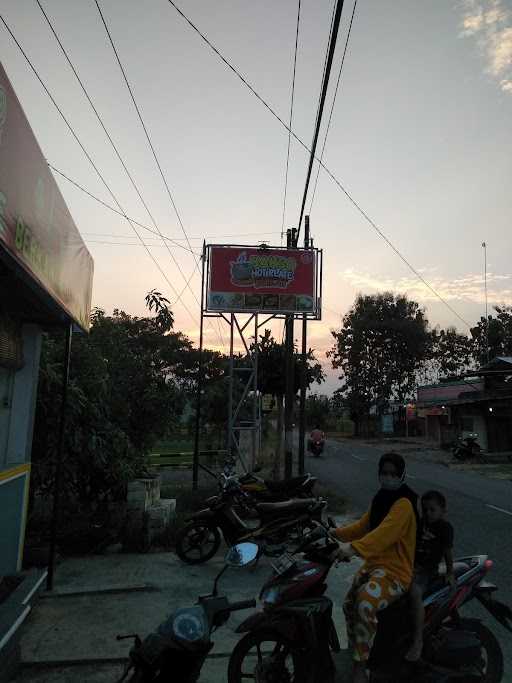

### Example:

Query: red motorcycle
xmin=228 ymin=523 xmax=512 ymax=682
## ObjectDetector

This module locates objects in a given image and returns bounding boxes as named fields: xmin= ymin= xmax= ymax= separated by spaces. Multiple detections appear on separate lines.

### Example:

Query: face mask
xmin=379 ymin=475 xmax=402 ymax=491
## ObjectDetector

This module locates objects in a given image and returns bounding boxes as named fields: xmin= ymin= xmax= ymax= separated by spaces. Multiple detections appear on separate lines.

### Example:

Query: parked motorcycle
xmin=452 ymin=435 xmax=485 ymax=462
xmin=237 ymin=471 xmax=318 ymax=502
xmin=115 ymin=542 xmax=259 ymax=682
xmin=175 ymin=480 xmax=327 ymax=565
xmin=229 ymin=523 xmax=512 ymax=682
xmin=218 ymin=458 xmax=318 ymax=503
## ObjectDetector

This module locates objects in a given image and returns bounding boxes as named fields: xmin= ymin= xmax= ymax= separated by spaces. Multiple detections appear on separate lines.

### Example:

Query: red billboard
xmin=0 ymin=62 xmax=93 ymax=330
xmin=207 ymin=245 xmax=320 ymax=315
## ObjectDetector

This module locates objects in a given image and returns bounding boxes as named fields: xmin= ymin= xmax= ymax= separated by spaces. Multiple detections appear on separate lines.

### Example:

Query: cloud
xmin=341 ymin=268 xmax=512 ymax=306
xmin=459 ymin=0 xmax=512 ymax=93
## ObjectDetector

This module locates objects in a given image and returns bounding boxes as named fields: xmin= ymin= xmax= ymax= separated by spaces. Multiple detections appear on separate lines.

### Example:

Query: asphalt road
xmin=305 ymin=438 xmax=512 ymax=678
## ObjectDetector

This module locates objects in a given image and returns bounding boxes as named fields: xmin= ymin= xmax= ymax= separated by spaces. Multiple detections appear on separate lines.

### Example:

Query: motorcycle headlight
xmin=260 ymin=586 xmax=284 ymax=605
xmin=159 ymin=606 xmax=208 ymax=643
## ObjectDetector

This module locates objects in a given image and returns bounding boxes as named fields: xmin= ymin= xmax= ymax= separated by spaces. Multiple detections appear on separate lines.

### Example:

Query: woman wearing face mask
xmin=330 ymin=452 xmax=419 ymax=683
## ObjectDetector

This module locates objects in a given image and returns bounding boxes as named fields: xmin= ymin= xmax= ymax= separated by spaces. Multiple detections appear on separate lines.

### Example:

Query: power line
xmin=81 ymin=230 xmax=280 ymax=241
xmin=309 ymin=0 xmax=358 ymax=215
xmin=281 ymin=0 xmax=301 ymax=245
xmin=48 ymin=164 xmax=198 ymax=254
xmin=94 ymin=0 xmax=225 ymax=349
xmin=35 ymin=1 xmax=206 ymax=333
xmin=0 ymin=13 xmax=199 ymax=325
xmin=165 ymin=0 xmax=472 ymax=330
xmin=296 ymin=0 xmax=345 ymax=243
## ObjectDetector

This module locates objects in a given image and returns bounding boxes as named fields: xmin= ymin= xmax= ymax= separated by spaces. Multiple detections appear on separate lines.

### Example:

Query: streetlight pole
xmin=482 ymin=242 xmax=489 ymax=363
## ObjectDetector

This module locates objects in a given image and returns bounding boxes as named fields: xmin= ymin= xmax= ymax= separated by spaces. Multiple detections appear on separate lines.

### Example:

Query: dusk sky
xmin=1 ymin=0 xmax=511 ymax=392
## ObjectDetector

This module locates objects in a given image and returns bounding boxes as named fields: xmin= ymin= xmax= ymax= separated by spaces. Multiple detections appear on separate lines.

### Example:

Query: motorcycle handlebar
xmin=229 ymin=599 xmax=257 ymax=611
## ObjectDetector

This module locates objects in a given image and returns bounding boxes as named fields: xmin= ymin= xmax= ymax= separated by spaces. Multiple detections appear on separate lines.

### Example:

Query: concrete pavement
xmin=304 ymin=437 xmax=512 ymax=678
xmin=12 ymin=515 xmax=359 ymax=682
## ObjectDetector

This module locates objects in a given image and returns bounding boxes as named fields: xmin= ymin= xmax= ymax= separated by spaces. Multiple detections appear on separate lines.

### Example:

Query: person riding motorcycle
xmin=308 ymin=425 xmax=325 ymax=454
xmin=329 ymin=452 xmax=419 ymax=683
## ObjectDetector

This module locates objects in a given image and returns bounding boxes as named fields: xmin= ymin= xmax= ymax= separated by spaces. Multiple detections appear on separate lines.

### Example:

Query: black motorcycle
xmin=452 ymin=435 xmax=484 ymax=462
xmin=116 ymin=542 xmax=259 ymax=682
xmin=175 ymin=480 xmax=326 ymax=565
xmin=229 ymin=523 xmax=512 ymax=682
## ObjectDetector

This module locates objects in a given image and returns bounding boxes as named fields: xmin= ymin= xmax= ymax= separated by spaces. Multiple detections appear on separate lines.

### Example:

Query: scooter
xmin=175 ymin=479 xmax=327 ymax=565
xmin=115 ymin=542 xmax=259 ymax=682
xmin=229 ymin=523 xmax=512 ymax=682
xmin=452 ymin=435 xmax=484 ymax=462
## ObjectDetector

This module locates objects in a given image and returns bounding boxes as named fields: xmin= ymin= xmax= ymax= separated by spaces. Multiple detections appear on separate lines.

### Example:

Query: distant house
xmin=416 ymin=357 xmax=512 ymax=452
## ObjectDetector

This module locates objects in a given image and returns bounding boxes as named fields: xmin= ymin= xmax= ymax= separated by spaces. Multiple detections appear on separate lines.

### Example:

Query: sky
xmin=1 ymin=0 xmax=511 ymax=393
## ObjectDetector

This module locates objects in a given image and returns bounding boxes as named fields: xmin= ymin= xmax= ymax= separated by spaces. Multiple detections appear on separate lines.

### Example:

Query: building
xmin=0 ymin=62 xmax=93 ymax=577
xmin=416 ymin=358 xmax=512 ymax=451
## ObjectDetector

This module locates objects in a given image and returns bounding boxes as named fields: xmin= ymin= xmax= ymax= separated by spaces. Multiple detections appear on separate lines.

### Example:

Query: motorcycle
xmin=229 ymin=523 xmax=512 ymax=682
xmin=452 ymin=435 xmax=485 ymax=462
xmin=175 ymin=479 xmax=327 ymax=565
xmin=115 ymin=542 xmax=260 ymax=682
xmin=308 ymin=440 xmax=324 ymax=457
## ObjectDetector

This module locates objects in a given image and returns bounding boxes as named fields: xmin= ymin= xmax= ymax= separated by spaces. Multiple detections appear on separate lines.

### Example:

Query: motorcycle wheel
xmin=175 ymin=521 xmax=221 ymax=564
xmin=472 ymin=622 xmax=504 ymax=682
xmin=228 ymin=628 xmax=311 ymax=683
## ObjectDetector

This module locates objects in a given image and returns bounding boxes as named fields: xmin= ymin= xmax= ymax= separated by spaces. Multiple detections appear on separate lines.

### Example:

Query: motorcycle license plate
xmin=272 ymin=552 xmax=296 ymax=575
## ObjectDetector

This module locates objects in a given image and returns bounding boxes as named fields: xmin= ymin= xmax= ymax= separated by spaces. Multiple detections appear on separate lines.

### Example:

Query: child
xmin=405 ymin=490 xmax=455 ymax=662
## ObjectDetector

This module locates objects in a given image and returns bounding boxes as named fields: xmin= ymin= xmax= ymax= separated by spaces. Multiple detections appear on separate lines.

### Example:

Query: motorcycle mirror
xmin=225 ymin=542 xmax=259 ymax=568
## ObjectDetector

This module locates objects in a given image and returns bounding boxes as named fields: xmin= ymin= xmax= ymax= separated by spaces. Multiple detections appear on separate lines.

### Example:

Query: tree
xmin=254 ymin=329 xmax=325 ymax=473
xmin=31 ymin=291 xmax=191 ymax=515
xmin=418 ymin=327 xmax=474 ymax=385
xmin=328 ymin=293 xmax=430 ymax=435
xmin=470 ymin=305 xmax=512 ymax=366
xmin=305 ymin=394 xmax=331 ymax=429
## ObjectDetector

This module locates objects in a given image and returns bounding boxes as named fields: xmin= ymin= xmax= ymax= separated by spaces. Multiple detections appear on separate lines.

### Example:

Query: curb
xmin=39 ymin=583 xmax=159 ymax=599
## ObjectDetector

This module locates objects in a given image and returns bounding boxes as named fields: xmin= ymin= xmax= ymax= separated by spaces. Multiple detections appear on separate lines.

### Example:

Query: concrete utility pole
xmin=482 ymin=242 xmax=489 ymax=363
xmin=284 ymin=228 xmax=295 ymax=478
xmin=298 ymin=216 xmax=310 ymax=475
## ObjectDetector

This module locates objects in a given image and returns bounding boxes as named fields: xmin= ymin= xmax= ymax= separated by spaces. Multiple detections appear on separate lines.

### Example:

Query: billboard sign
xmin=0 ymin=62 xmax=93 ymax=331
xmin=207 ymin=245 xmax=320 ymax=316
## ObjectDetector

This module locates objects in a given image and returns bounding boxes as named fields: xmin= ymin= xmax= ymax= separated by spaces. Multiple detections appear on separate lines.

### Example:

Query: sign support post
xmin=192 ymin=243 xmax=206 ymax=490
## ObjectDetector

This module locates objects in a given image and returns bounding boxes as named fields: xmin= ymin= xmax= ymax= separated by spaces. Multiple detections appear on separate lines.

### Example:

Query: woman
xmin=331 ymin=452 xmax=419 ymax=683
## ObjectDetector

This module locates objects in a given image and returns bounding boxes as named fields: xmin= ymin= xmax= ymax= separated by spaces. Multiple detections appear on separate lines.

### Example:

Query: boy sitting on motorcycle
xmin=405 ymin=489 xmax=455 ymax=662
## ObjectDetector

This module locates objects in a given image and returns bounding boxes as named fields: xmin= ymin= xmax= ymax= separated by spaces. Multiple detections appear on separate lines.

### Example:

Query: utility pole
xmin=284 ymin=228 xmax=295 ymax=479
xmin=482 ymin=242 xmax=489 ymax=363
xmin=298 ymin=216 xmax=310 ymax=475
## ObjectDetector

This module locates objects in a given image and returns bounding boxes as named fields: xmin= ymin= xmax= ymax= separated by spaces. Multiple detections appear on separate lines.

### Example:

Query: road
xmin=305 ymin=438 xmax=512 ymax=677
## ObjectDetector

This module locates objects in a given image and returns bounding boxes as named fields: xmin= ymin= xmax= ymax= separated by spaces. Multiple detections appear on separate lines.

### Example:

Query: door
xmin=0 ymin=367 xmax=14 ymax=465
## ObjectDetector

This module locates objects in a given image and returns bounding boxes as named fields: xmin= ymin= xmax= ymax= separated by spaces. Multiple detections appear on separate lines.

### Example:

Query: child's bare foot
xmin=405 ymin=639 xmax=423 ymax=662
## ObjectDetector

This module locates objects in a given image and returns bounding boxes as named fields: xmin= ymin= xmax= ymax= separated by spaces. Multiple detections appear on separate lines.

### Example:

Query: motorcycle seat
xmin=255 ymin=498 xmax=318 ymax=514
xmin=265 ymin=476 xmax=314 ymax=492
xmin=423 ymin=561 xmax=470 ymax=597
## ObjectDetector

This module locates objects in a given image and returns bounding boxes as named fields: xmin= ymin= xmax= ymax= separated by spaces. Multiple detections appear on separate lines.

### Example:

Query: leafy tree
xmin=31 ymin=292 xmax=190 ymax=515
xmin=305 ymin=394 xmax=331 ymax=429
xmin=470 ymin=305 xmax=512 ymax=366
xmin=328 ymin=293 xmax=429 ymax=435
xmin=419 ymin=327 xmax=474 ymax=384
xmin=253 ymin=329 xmax=325 ymax=473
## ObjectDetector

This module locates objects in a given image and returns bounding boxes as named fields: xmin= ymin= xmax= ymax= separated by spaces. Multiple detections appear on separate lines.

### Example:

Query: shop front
xmin=0 ymin=61 xmax=93 ymax=577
